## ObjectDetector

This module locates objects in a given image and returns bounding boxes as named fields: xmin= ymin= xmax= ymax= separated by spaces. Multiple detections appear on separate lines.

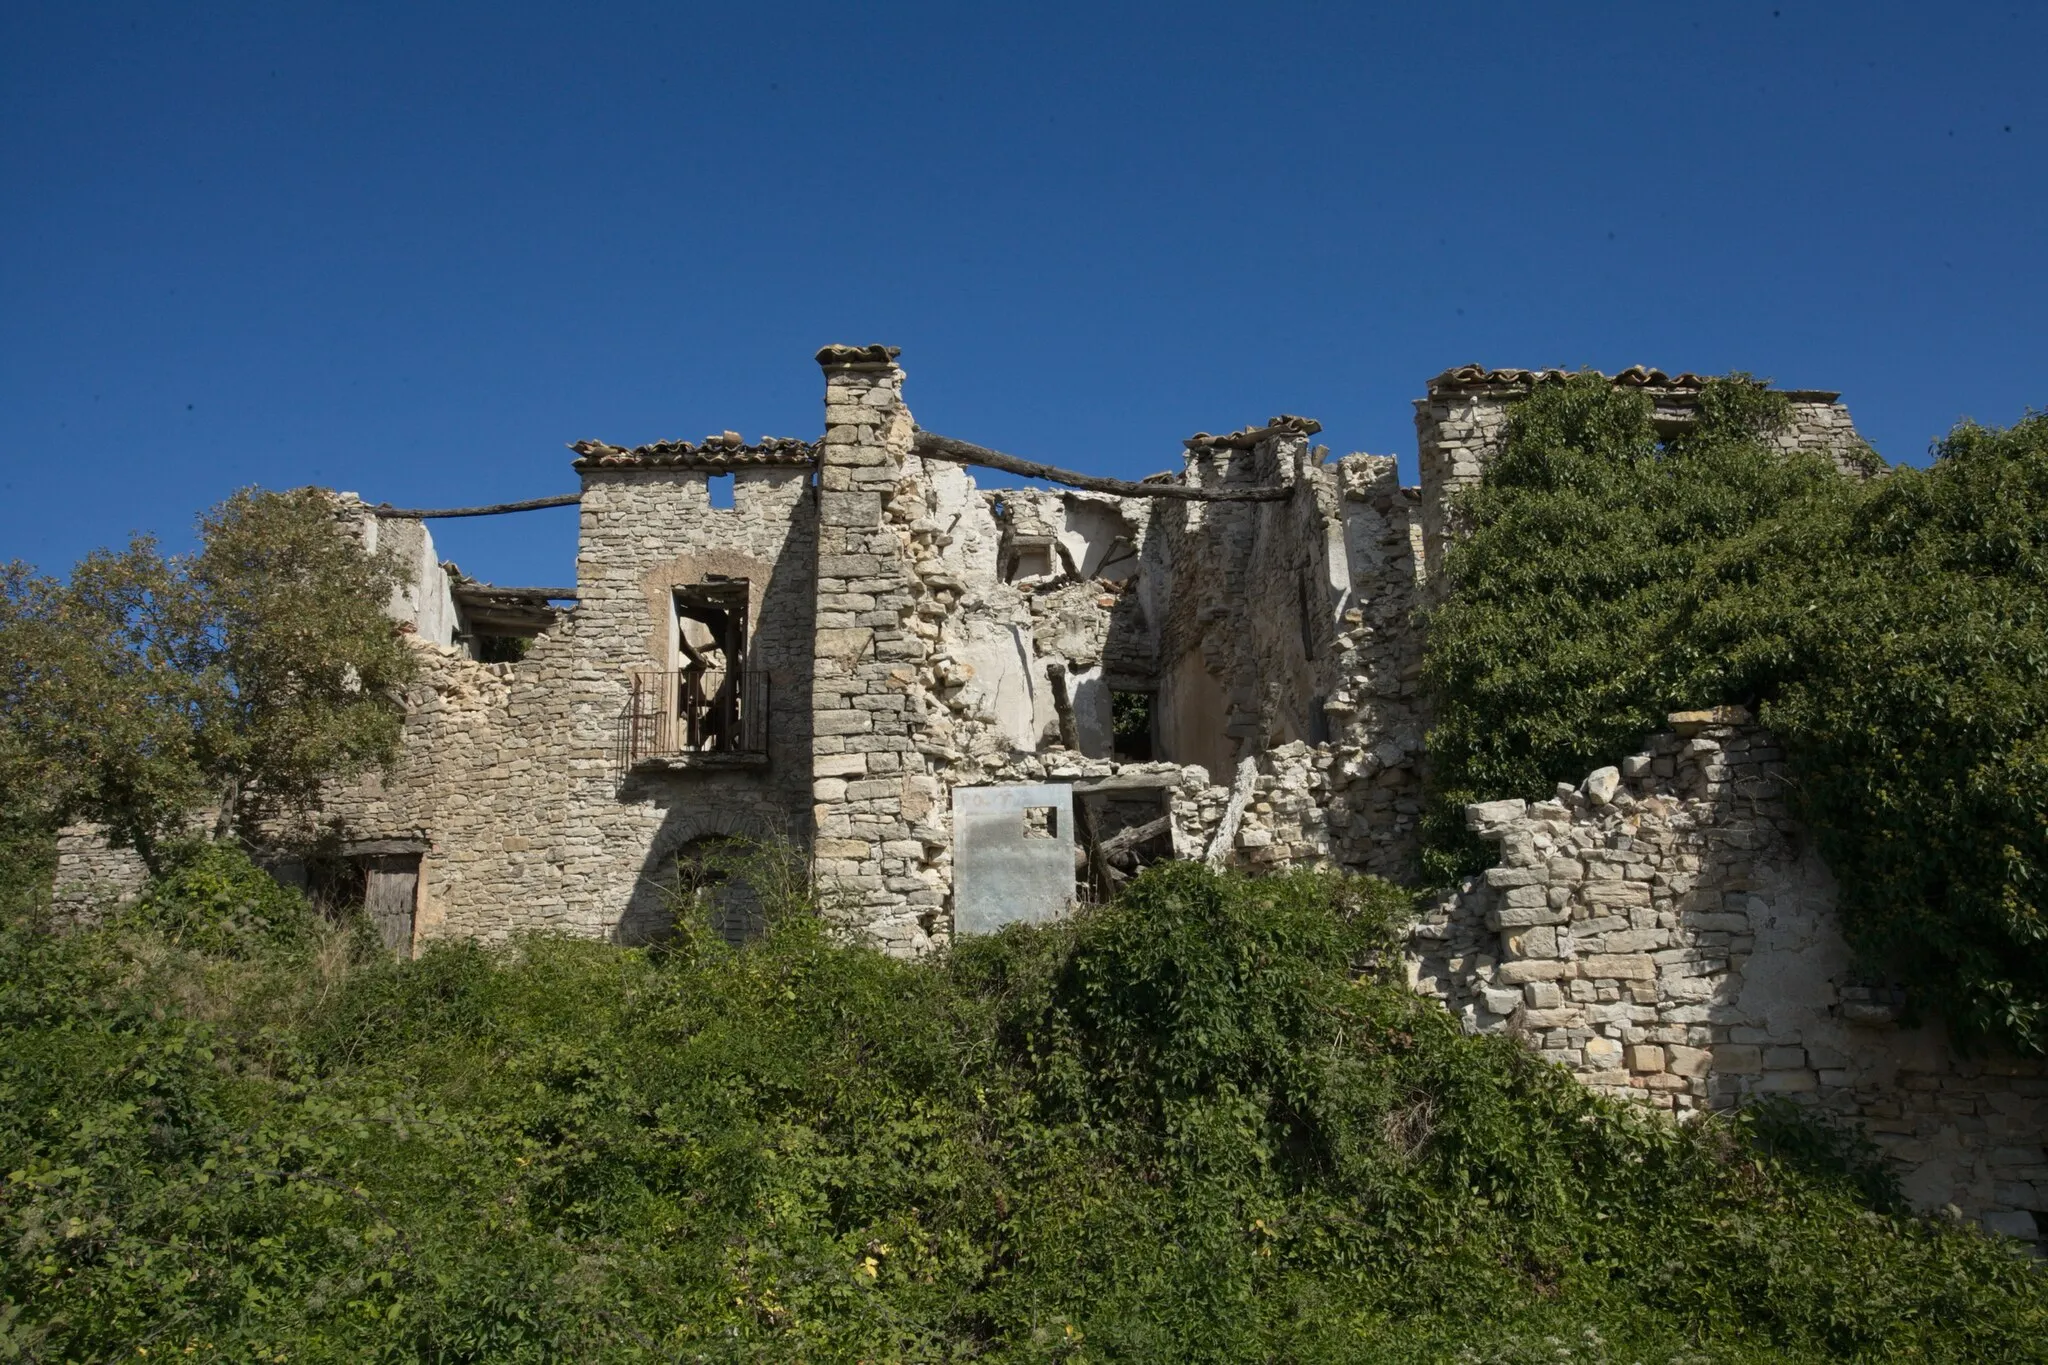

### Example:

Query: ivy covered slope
xmin=4 ymin=848 xmax=2044 ymax=1362
xmin=1423 ymin=378 xmax=2048 ymax=1053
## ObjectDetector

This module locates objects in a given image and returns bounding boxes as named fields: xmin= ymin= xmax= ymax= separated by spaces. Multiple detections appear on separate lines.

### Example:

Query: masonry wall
xmin=808 ymin=350 xmax=954 ymax=953
xmin=1402 ymin=716 xmax=2047 ymax=1240
xmin=315 ymin=457 xmax=817 ymax=947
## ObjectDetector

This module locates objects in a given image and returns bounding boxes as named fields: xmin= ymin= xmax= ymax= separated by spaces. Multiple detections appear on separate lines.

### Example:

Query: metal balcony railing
xmin=618 ymin=668 xmax=769 ymax=769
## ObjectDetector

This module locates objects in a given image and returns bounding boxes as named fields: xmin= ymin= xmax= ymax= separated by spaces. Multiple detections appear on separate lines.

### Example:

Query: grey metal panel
xmin=951 ymin=783 xmax=1076 ymax=936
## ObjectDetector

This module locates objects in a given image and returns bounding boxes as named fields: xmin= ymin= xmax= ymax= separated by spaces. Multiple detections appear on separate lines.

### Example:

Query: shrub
xmin=2 ymin=861 xmax=2040 ymax=1361
xmin=1423 ymin=377 xmax=2048 ymax=1053
xmin=119 ymin=837 xmax=317 ymax=955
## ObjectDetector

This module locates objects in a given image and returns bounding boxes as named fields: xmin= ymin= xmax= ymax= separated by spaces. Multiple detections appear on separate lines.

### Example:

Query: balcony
xmin=618 ymin=668 xmax=770 ymax=773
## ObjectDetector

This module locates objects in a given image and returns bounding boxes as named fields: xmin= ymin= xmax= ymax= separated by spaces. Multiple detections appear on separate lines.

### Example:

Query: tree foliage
xmin=0 ymin=488 xmax=415 ymax=873
xmin=2 ymin=854 xmax=2039 ymax=1361
xmin=1423 ymin=375 xmax=2048 ymax=1052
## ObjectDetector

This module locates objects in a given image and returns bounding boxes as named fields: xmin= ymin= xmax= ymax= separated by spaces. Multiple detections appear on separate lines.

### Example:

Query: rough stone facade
xmin=48 ymin=349 xmax=2041 ymax=1242
xmin=1408 ymin=711 xmax=2047 ymax=1240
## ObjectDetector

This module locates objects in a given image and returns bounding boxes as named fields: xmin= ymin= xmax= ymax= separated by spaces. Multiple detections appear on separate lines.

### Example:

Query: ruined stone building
xmin=51 ymin=346 xmax=2045 ymax=1242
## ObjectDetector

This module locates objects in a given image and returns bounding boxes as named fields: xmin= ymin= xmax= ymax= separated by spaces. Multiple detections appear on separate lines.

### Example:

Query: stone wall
xmin=49 ymin=824 xmax=150 ymax=919
xmin=808 ymin=347 xmax=951 ymax=953
xmin=56 ymin=346 xmax=2039 ymax=1244
xmin=313 ymin=441 xmax=819 ymax=948
xmin=1317 ymin=453 xmax=1428 ymax=878
xmin=347 ymin=503 xmax=459 ymax=647
xmin=1405 ymin=713 xmax=2047 ymax=1241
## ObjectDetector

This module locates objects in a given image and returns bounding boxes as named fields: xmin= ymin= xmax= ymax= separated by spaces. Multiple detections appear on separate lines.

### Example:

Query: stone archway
xmin=616 ymin=806 xmax=778 ymax=947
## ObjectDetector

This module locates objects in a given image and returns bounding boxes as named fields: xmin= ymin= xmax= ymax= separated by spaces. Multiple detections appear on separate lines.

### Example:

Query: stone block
xmin=1667 ymin=1045 xmax=1710 ymax=1077
xmin=1584 ymin=1036 xmax=1624 ymax=1065
xmin=1980 ymin=1210 xmax=2039 ymax=1240
xmin=1465 ymin=798 xmax=1527 ymax=832
xmin=1524 ymin=980 xmax=1565 ymax=1009
xmin=1489 ymin=905 xmax=1570 ymax=929
xmin=815 ymin=628 xmax=876 ymax=660
xmin=1578 ymin=953 xmax=1656 ymax=981
xmin=1497 ymin=959 xmax=1572 ymax=984
xmin=1628 ymin=1044 xmax=1666 ymax=1073
xmin=1481 ymin=987 xmax=1523 ymax=1016
xmin=1583 ymin=881 xmax=1651 ymax=909
xmin=1757 ymin=1070 xmax=1818 ymax=1094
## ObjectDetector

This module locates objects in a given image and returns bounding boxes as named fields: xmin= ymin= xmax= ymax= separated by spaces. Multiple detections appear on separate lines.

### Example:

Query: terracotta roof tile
xmin=569 ymin=434 xmax=818 ymax=471
xmin=1183 ymin=414 xmax=1325 ymax=450
xmin=814 ymin=343 xmax=902 ymax=369
xmin=1427 ymin=364 xmax=1714 ymax=394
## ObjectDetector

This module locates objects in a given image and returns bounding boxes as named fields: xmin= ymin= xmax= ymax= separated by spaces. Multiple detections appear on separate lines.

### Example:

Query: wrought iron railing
xmin=618 ymin=668 xmax=769 ymax=768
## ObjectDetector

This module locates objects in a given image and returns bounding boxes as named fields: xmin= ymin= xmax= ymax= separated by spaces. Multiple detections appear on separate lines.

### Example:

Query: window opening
xmin=665 ymin=580 xmax=759 ymax=754
xmin=1023 ymin=806 xmax=1057 ymax=839
xmin=473 ymin=633 xmax=530 ymax=664
xmin=1004 ymin=541 xmax=1054 ymax=582
xmin=1110 ymin=689 xmax=1154 ymax=760
xmin=707 ymin=472 xmax=736 ymax=509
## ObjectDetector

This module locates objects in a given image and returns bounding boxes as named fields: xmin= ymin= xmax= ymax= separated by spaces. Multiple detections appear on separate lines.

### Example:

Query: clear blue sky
xmin=4 ymin=3 xmax=2042 ymax=590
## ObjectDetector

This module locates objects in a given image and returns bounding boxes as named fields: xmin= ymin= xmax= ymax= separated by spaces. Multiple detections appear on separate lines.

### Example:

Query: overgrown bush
xmin=3 ymin=856 xmax=2039 ymax=1361
xmin=115 ymin=838 xmax=319 ymax=956
xmin=1423 ymin=377 xmax=2048 ymax=1053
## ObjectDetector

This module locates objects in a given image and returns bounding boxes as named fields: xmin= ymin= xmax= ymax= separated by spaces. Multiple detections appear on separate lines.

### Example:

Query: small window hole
xmin=1023 ymin=806 xmax=1057 ymax=839
xmin=708 ymin=473 xmax=735 ymax=509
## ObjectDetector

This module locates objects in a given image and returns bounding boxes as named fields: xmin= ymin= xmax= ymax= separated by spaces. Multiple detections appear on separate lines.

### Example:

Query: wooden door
xmin=363 ymin=854 xmax=419 ymax=954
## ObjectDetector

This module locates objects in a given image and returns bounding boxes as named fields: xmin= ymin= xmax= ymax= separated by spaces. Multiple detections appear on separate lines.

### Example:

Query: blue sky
xmin=4 ymin=3 xmax=2042 ymax=589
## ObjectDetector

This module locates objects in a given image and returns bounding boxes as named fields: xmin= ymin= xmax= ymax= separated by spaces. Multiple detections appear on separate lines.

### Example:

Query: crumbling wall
xmin=316 ymin=446 xmax=819 ymax=949
xmin=1776 ymin=395 xmax=1880 ymax=474
xmin=48 ymin=825 xmax=151 ymax=919
xmin=1314 ymin=454 xmax=1428 ymax=877
xmin=808 ymin=347 xmax=953 ymax=953
xmin=1405 ymin=713 xmax=2047 ymax=1241
xmin=335 ymin=494 xmax=459 ymax=646
xmin=1143 ymin=420 xmax=1333 ymax=784
xmin=1414 ymin=385 xmax=1511 ymax=589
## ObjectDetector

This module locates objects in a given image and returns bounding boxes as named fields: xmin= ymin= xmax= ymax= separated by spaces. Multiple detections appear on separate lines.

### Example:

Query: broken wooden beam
xmin=910 ymin=431 xmax=1294 ymax=502
xmin=1097 ymin=815 xmax=1172 ymax=862
xmin=372 ymin=495 xmax=582 ymax=519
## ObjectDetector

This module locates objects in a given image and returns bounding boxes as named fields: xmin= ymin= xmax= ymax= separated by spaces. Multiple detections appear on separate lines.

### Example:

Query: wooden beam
xmin=1098 ymin=815 xmax=1172 ymax=861
xmin=1070 ymin=772 xmax=1182 ymax=794
xmin=910 ymin=431 xmax=1292 ymax=502
xmin=372 ymin=495 xmax=581 ymax=519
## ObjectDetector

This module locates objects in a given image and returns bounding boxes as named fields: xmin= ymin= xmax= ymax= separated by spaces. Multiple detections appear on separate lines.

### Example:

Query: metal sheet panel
xmin=951 ymin=782 xmax=1076 ymax=936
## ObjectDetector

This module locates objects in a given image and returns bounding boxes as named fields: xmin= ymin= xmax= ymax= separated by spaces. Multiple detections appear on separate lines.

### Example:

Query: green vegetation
xmin=4 ymin=846 xmax=2040 ymax=1361
xmin=1423 ymin=379 xmax=2048 ymax=1053
xmin=0 ymin=488 xmax=415 ymax=882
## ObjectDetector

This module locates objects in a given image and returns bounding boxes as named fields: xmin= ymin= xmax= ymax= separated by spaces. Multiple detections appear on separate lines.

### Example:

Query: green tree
xmin=0 ymin=488 xmax=416 ymax=874
xmin=1423 ymin=376 xmax=2048 ymax=1052
xmin=1696 ymin=412 xmax=2048 ymax=1049
xmin=1418 ymin=373 xmax=1847 ymax=879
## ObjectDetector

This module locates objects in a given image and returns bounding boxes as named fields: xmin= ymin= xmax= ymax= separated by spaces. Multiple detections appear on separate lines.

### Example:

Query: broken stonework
xmin=48 ymin=347 xmax=2040 ymax=1240
xmin=1408 ymin=719 xmax=2048 ymax=1241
